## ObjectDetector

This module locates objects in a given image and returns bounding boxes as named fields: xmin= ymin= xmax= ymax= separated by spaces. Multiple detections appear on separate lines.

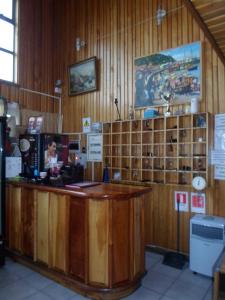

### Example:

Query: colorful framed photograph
xmin=134 ymin=41 xmax=202 ymax=108
xmin=68 ymin=57 xmax=97 ymax=96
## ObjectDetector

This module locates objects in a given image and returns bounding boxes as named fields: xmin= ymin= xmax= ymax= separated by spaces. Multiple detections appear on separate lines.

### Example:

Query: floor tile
xmin=152 ymin=261 xmax=184 ymax=279
xmin=3 ymin=261 xmax=35 ymax=278
xmin=145 ymin=252 xmax=162 ymax=270
xmin=0 ymin=268 xmax=21 ymax=288
xmin=23 ymin=291 xmax=53 ymax=300
xmin=203 ymin=286 xmax=213 ymax=300
xmin=23 ymin=272 xmax=54 ymax=290
xmin=146 ymin=251 xmax=163 ymax=262
xmin=123 ymin=286 xmax=162 ymax=300
xmin=178 ymin=267 xmax=212 ymax=289
xmin=165 ymin=279 xmax=209 ymax=300
xmin=0 ymin=278 xmax=38 ymax=300
xmin=69 ymin=294 xmax=91 ymax=300
xmin=41 ymin=282 xmax=78 ymax=300
xmin=142 ymin=269 xmax=175 ymax=294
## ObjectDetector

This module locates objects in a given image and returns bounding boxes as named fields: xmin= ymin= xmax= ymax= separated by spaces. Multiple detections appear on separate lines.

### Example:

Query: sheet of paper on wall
xmin=6 ymin=157 xmax=22 ymax=178
xmin=191 ymin=192 xmax=206 ymax=214
xmin=215 ymin=114 xmax=225 ymax=151
xmin=174 ymin=191 xmax=189 ymax=212
xmin=82 ymin=117 xmax=91 ymax=133
xmin=211 ymin=150 xmax=225 ymax=166
xmin=87 ymin=133 xmax=103 ymax=162
xmin=215 ymin=165 xmax=225 ymax=180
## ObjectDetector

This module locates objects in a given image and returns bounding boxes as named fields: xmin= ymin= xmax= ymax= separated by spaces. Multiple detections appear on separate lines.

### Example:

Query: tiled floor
xmin=0 ymin=252 xmax=213 ymax=300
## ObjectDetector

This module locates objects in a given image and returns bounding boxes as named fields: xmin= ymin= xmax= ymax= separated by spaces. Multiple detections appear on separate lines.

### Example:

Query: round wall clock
xmin=192 ymin=176 xmax=207 ymax=191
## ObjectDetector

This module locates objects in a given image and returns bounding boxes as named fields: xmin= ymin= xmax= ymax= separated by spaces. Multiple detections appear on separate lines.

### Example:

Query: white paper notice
xmin=215 ymin=165 xmax=225 ymax=180
xmin=6 ymin=157 xmax=22 ymax=178
xmin=174 ymin=191 xmax=189 ymax=212
xmin=87 ymin=133 xmax=103 ymax=162
xmin=191 ymin=192 xmax=206 ymax=214
xmin=82 ymin=117 xmax=91 ymax=133
xmin=215 ymin=114 xmax=225 ymax=151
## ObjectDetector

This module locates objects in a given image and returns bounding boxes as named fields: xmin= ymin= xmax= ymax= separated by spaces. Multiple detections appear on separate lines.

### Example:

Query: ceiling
xmin=190 ymin=0 xmax=225 ymax=62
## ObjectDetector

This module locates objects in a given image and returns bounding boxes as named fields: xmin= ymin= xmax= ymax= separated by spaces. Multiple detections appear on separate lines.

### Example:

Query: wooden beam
xmin=183 ymin=0 xmax=225 ymax=66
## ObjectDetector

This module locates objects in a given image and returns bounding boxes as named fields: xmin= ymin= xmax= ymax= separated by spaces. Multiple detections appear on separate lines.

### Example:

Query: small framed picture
xmin=68 ymin=57 xmax=97 ymax=96
xmin=27 ymin=116 xmax=43 ymax=134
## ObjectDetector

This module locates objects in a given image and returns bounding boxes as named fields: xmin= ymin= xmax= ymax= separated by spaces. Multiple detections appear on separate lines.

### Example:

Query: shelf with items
xmin=131 ymin=132 xmax=141 ymax=144
xmin=153 ymin=170 xmax=165 ymax=184
xmin=112 ymin=133 xmax=121 ymax=145
xmin=193 ymin=113 xmax=207 ymax=128
xmin=166 ymin=116 xmax=178 ymax=130
xmin=121 ymin=157 xmax=130 ymax=169
xmin=121 ymin=132 xmax=130 ymax=144
xmin=112 ymin=122 xmax=121 ymax=133
xmin=154 ymin=118 xmax=164 ymax=131
xmin=166 ymin=172 xmax=178 ymax=185
xmin=103 ymin=145 xmax=111 ymax=157
xmin=142 ymin=131 xmax=153 ymax=144
xmin=142 ymin=145 xmax=153 ymax=157
xmin=179 ymin=114 xmax=192 ymax=129
xmin=122 ymin=145 xmax=131 ymax=156
xmin=121 ymin=169 xmax=131 ymax=181
xmin=142 ymin=157 xmax=153 ymax=170
xmin=154 ymin=131 xmax=164 ymax=144
xmin=122 ymin=120 xmax=130 ymax=132
xmin=179 ymin=128 xmax=192 ymax=143
xmin=131 ymin=169 xmax=142 ymax=181
xmin=142 ymin=170 xmax=153 ymax=182
xmin=142 ymin=119 xmax=153 ymax=131
xmin=132 ymin=120 xmax=142 ymax=132
xmin=102 ymin=112 xmax=212 ymax=186
xmin=103 ymin=122 xmax=111 ymax=133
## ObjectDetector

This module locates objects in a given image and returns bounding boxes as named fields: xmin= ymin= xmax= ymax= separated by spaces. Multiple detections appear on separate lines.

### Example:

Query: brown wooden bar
xmin=5 ymin=182 xmax=151 ymax=300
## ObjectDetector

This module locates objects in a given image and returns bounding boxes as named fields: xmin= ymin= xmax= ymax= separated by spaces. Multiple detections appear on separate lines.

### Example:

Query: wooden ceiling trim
xmin=183 ymin=0 xmax=225 ymax=65
xmin=196 ymin=3 xmax=225 ymax=15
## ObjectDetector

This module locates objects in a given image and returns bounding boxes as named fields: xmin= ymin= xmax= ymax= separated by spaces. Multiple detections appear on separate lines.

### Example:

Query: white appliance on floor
xmin=190 ymin=214 xmax=225 ymax=277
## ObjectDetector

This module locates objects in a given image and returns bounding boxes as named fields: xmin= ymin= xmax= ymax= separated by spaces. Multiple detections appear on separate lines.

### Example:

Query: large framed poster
xmin=134 ymin=41 xmax=202 ymax=108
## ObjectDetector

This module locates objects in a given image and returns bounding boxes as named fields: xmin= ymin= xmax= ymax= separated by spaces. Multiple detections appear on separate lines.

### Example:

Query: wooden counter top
xmin=7 ymin=181 xmax=151 ymax=200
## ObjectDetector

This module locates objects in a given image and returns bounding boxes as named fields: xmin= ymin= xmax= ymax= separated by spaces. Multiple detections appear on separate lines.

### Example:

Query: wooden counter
xmin=5 ymin=182 xmax=151 ymax=300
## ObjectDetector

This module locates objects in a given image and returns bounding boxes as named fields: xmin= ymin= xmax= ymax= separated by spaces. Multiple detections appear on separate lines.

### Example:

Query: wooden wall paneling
xmin=212 ymin=50 xmax=219 ymax=114
xmin=36 ymin=191 xmax=49 ymax=264
xmin=218 ymin=59 xmax=225 ymax=113
xmin=88 ymin=198 xmax=109 ymax=285
xmin=205 ymin=43 xmax=213 ymax=113
xmin=49 ymin=193 xmax=69 ymax=273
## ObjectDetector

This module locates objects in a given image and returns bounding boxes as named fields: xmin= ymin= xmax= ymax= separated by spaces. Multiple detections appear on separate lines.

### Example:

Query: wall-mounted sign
xmin=87 ymin=133 xmax=103 ymax=162
xmin=215 ymin=165 xmax=225 ymax=180
xmin=191 ymin=192 xmax=206 ymax=214
xmin=174 ymin=191 xmax=189 ymax=212
xmin=82 ymin=117 xmax=91 ymax=133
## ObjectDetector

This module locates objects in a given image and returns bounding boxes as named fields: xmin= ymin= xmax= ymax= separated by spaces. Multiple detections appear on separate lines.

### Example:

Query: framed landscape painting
xmin=134 ymin=42 xmax=201 ymax=108
xmin=69 ymin=57 xmax=97 ymax=96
